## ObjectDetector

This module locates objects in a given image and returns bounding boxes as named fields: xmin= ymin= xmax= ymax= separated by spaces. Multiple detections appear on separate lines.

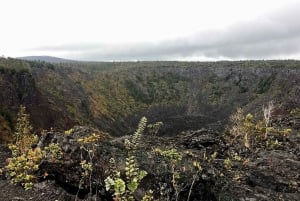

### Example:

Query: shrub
xmin=160 ymin=148 xmax=183 ymax=201
xmin=6 ymin=147 xmax=45 ymax=190
xmin=105 ymin=117 xmax=150 ymax=201
xmin=13 ymin=105 xmax=38 ymax=152
xmin=5 ymin=105 xmax=62 ymax=190
xmin=5 ymin=106 xmax=39 ymax=189
xmin=76 ymin=132 xmax=101 ymax=199
xmin=229 ymin=103 xmax=292 ymax=150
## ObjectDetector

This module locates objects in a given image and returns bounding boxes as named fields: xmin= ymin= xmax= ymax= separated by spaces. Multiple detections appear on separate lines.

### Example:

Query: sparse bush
xmin=160 ymin=148 xmax=183 ymax=201
xmin=13 ymin=105 xmax=38 ymax=152
xmin=5 ymin=106 xmax=39 ymax=189
xmin=263 ymin=101 xmax=274 ymax=139
xmin=220 ymin=103 xmax=296 ymax=200
xmin=44 ymin=143 xmax=63 ymax=162
xmin=64 ymin=128 xmax=74 ymax=135
xmin=5 ymin=105 xmax=62 ymax=190
xmin=229 ymin=108 xmax=255 ymax=149
xmin=223 ymin=158 xmax=232 ymax=171
xmin=290 ymin=108 xmax=300 ymax=117
xmin=229 ymin=103 xmax=293 ymax=150
xmin=76 ymin=133 xmax=101 ymax=200
xmin=6 ymin=147 xmax=45 ymax=190
xmin=147 ymin=121 xmax=163 ymax=136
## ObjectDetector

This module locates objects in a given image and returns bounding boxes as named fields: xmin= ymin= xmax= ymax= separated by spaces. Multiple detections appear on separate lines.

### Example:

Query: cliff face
xmin=0 ymin=59 xmax=75 ymax=142
xmin=0 ymin=59 xmax=300 ymax=141
xmin=114 ymin=62 xmax=300 ymax=135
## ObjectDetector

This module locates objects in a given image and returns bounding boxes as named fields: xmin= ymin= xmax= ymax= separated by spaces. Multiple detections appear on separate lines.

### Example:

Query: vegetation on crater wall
xmin=0 ymin=58 xmax=30 ymax=73
xmin=0 ymin=58 xmax=300 ymax=138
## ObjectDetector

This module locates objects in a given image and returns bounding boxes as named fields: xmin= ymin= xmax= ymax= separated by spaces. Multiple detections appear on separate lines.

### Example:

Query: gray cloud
xmin=34 ymin=3 xmax=300 ymax=61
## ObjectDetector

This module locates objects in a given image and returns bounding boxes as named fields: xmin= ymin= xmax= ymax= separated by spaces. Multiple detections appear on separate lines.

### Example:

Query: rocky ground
xmin=0 ymin=114 xmax=299 ymax=201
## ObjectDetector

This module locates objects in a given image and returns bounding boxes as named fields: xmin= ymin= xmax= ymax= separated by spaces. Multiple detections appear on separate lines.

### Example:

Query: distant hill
xmin=17 ymin=56 xmax=75 ymax=63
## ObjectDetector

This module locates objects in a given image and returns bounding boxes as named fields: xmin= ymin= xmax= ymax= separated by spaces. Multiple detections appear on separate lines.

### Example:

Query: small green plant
xmin=229 ymin=108 xmax=254 ymax=149
xmin=187 ymin=161 xmax=202 ymax=201
xmin=223 ymin=158 xmax=232 ymax=170
xmin=76 ymin=133 xmax=101 ymax=200
xmin=6 ymin=142 xmax=63 ymax=190
xmin=13 ymin=105 xmax=38 ymax=153
xmin=262 ymin=101 xmax=274 ymax=139
xmin=105 ymin=117 xmax=151 ymax=201
xmin=290 ymin=108 xmax=300 ymax=117
xmin=5 ymin=106 xmax=40 ymax=189
xmin=147 ymin=121 xmax=163 ymax=136
xmin=229 ymin=105 xmax=293 ymax=150
xmin=44 ymin=143 xmax=63 ymax=162
xmin=64 ymin=128 xmax=74 ymax=135
xmin=153 ymin=148 xmax=209 ymax=201
xmin=6 ymin=147 xmax=45 ymax=190
xmin=141 ymin=190 xmax=154 ymax=201
xmin=5 ymin=106 xmax=63 ymax=190
xmin=155 ymin=148 xmax=183 ymax=201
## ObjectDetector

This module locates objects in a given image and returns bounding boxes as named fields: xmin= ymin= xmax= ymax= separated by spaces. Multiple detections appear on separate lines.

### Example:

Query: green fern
xmin=105 ymin=117 xmax=151 ymax=201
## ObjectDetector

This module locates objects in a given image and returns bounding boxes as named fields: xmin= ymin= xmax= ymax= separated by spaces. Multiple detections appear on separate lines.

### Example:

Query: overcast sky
xmin=1 ymin=0 xmax=300 ymax=61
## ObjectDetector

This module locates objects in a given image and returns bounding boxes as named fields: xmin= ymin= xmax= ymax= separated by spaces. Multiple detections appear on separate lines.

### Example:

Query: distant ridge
xmin=17 ymin=56 xmax=75 ymax=63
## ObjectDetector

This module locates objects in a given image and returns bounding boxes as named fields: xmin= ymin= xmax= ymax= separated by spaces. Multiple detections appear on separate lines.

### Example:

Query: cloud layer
xmin=33 ymin=3 xmax=300 ymax=61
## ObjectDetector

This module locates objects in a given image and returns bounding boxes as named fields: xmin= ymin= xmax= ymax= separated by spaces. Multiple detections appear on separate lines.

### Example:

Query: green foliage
xmin=160 ymin=148 xmax=183 ymax=165
xmin=153 ymin=148 xmax=210 ymax=201
xmin=147 ymin=121 xmax=163 ymax=136
xmin=15 ymin=58 xmax=298 ymax=137
xmin=230 ymin=109 xmax=260 ymax=148
xmin=223 ymin=158 xmax=232 ymax=170
xmin=80 ymin=160 xmax=93 ymax=178
xmin=0 ymin=110 xmax=13 ymax=129
xmin=256 ymin=75 xmax=275 ymax=94
xmin=27 ymin=60 xmax=55 ymax=70
xmin=5 ymin=106 xmax=62 ymax=189
xmin=125 ymin=80 xmax=152 ymax=104
xmin=124 ymin=117 xmax=147 ymax=152
xmin=155 ymin=148 xmax=183 ymax=201
xmin=105 ymin=117 xmax=151 ymax=201
xmin=192 ymin=161 xmax=202 ymax=171
xmin=13 ymin=105 xmax=37 ymax=152
xmin=229 ymin=108 xmax=251 ymax=148
xmin=76 ymin=132 xmax=101 ymax=198
xmin=6 ymin=147 xmax=44 ymax=190
xmin=44 ymin=143 xmax=63 ymax=162
xmin=6 ymin=141 xmax=63 ymax=190
xmin=290 ymin=108 xmax=300 ymax=117
xmin=229 ymin=105 xmax=293 ymax=150
xmin=64 ymin=128 xmax=74 ymax=135
xmin=141 ymin=190 xmax=154 ymax=201
xmin=0 ymin=114 xmax=12 ymax=143
xmin=0 ymin=58 xmax=30 ymax=73
xmin=186 ymin=161 xmax=203 ymax=201
xmin=207 ymin=84 xmax=223 ymax=105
